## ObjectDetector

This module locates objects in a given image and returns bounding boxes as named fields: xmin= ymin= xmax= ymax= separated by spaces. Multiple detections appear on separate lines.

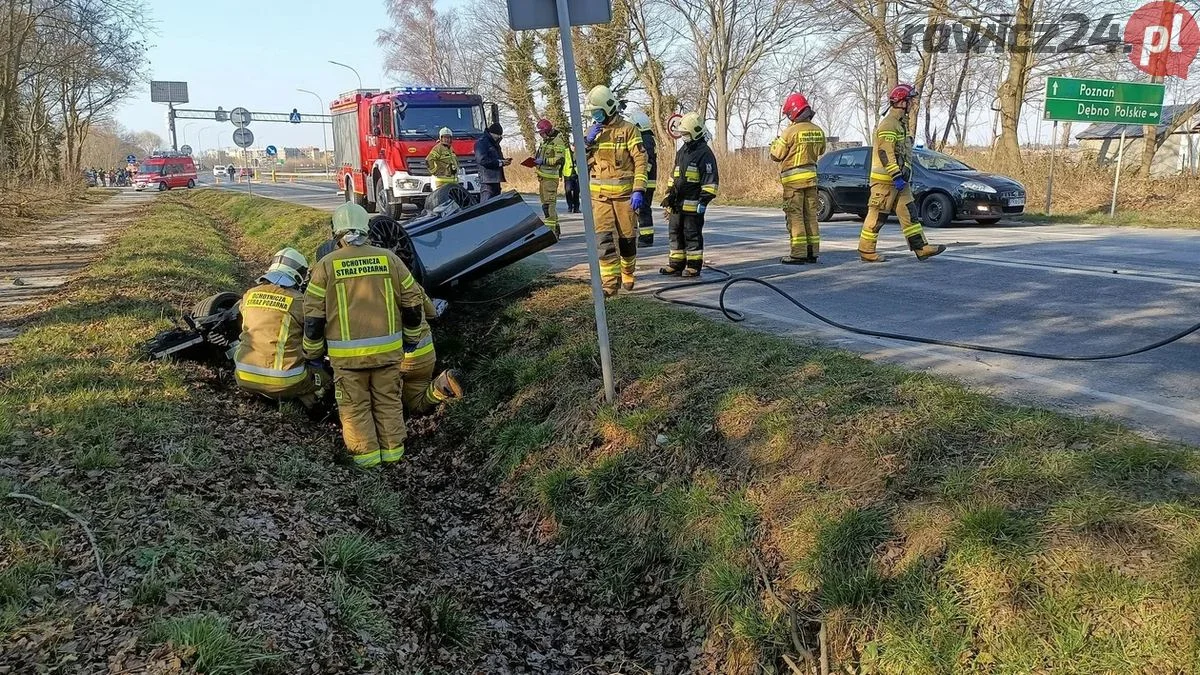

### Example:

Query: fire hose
xmin=652 ymin=266 xmax=1200 ymax=361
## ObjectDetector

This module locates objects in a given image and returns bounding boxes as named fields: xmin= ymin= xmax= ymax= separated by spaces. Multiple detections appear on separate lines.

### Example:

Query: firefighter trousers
xmin=333 ymin=363 xmax=406 ymax=468
xmin=593 ymin=197 xmax=637 ymax=295
xmin=564 ymin=176 xmax=580 ymax=212
xmin=665 ymin=212 xmax=704 ymax=272
xmin=859 ymin=184 xmax=930 ymax=254
xmin=539 ymin=178 xmax=560 ymax=237
xmin=784 ymin=185 xmax=820 ymax=259
xmin=637 ymin=188 xmax=656 ymax=245
xmin=399 ymin=349 xmax=445 ymax=415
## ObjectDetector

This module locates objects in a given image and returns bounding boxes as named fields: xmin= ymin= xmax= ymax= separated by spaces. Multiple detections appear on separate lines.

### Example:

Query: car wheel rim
xmin=929 ymin=201 xmax=942 ymax=223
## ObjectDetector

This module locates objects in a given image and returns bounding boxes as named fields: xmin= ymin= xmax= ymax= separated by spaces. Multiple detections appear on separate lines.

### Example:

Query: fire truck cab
xmin=331 ymin=86 xmax=498 ymax=217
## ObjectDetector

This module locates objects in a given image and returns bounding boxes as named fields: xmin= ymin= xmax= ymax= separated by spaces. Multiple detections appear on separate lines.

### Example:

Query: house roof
xmin=1075 ymin=104 xmax=1198 ymax=140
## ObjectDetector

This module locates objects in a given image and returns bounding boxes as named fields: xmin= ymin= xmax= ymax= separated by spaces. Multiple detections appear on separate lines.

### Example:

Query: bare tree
xmin=377 ymin=0 xmax=466 ymax=87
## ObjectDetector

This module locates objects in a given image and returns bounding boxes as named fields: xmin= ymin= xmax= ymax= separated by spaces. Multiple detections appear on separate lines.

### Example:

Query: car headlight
xmin=961 ymin=180 xmax=996 ymax=194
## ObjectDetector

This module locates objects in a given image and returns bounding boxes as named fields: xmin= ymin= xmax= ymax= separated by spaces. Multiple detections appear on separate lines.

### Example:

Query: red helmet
xmin=536 ymin=118 xmax=553 ymax=135
xmin=782 ymin=93 xmax=810 ymax=121
xmin=888 ymin=84 xmax=918 ymax=106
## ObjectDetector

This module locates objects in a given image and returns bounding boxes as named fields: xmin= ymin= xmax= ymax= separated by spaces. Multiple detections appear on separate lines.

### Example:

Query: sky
xmin=117 ymin=0 xmax=403 ymax=153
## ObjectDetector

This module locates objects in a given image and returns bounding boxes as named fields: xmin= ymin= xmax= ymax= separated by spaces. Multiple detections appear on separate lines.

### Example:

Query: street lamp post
xmin=182 ymin=122 xmax=197 ymax=150
xmin=328 ymin=60 xmax=363 ymax=89
xmin=298 ymin=88 xmax=330 ymax=175
xmin=198 ymin=125 xmax=212 ymax=169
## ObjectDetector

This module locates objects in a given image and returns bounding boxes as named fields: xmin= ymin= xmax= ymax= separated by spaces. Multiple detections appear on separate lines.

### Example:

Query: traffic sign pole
xmin=555 ymin=0 xmax=616 ymax=404
xmin=1046 ymin=120 xmax=1057 ymax=216
xmin=1111 ymin=129 xmax=1126 ymax=217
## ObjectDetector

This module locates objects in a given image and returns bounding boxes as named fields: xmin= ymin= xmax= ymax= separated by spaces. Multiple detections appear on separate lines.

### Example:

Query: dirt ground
xmin=0 ymin=190 xmax=154 ymax=337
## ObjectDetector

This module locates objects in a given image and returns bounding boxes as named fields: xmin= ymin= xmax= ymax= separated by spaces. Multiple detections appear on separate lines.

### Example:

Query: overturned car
xmin=143 ymin=188 xmax=556 ymax=361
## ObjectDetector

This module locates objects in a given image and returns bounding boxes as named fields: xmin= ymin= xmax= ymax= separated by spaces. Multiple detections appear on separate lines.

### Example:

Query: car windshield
xmin=915 ymin=149 xmax=973 ymax=171
xmin=138 ymin=164 xmax=164 ymax=175
xmin=396 ymin=104 xmax=485 ymax=138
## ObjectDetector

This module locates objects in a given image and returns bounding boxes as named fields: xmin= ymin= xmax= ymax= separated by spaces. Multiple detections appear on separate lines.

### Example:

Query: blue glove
xmin=586 ymin=122 xmax=602 ymax=144
xmin=534 ymin=157 xmax=545 ymax=166
xmin=630 ymin=191 xmax=644 ymax=211
xmin=696 ymin=202 xmax=707 ymax=215
xmin=892 ymin=177 xmax=907 ymax=191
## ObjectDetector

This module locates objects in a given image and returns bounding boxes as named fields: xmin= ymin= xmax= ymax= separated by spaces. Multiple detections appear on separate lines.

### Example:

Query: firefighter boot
xmin=780 ymin=255 xmax=811 ymax=265
xmin=431 ymin=369 xmax=464 ymax=401
xmin=622 ymin=273 xmax=636 ymax=291
xmin=915 ymin=244 xmax=946 ymax=261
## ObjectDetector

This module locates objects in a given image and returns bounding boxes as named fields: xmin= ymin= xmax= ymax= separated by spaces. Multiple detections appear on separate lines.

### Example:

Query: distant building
xmin=1075 ymin=104 xmax=1200 ymax=176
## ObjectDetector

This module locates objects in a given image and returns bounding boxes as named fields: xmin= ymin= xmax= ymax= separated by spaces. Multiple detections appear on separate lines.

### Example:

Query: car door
xmin=830 ymin=148 xmax=870 ymax=211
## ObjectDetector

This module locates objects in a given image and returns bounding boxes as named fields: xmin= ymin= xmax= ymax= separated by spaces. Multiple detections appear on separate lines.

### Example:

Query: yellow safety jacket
xmin=302 ymin=243 xmax=425 ymax=369
xmin=770 ymin=120 xmax=826 ymax=189
xmin=584 ymin=115 xmax=648 ymax=201
xmin=870 ymin=108 xmax=910 ymax=186
xmin=426 ymin=144 xmax=459 ymax=187
xmin=233 ymin=283 xmax=307 ymax=393
xmin=535 ymin=132 xmax=568 ymax=181
xmin=665 ymin=138 xmax=719 ymax=213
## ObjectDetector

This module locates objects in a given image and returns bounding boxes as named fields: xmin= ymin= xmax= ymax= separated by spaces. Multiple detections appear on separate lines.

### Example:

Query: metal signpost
xmin=232 ymin=123 xmax=254 ymax=195
xmin=1043 ymin=77 xmax=1165 ymax=217
xmin=150 ymin=80 xmax=189 ymax=151
xmin=507 ymin=0 xmax=616 ymax=403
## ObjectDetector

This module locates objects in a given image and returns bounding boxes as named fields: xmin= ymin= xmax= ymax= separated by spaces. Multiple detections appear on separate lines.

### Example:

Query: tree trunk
xmin=940 ymin=51 xmax=971 ymax=150
xmin=1139 ymin=75 xmax=1165 ymax=176
xmin=995 ymin=1 xmax=1035 ymax=162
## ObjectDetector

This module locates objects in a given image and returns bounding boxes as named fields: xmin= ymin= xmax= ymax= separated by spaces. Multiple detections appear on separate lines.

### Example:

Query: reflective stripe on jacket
xmin=535 ymin=132 xmax=568 ymax=180
xmin=584 ymin=116 xmax=648 ymax=201
xmin=234 ymin=283 xmax=307 ymax=392
xmin=870 ymin=108 xmax=909 ymax=185
xmin=642 ymin=130 xmax=658 ymax=189
xmin=302 ymin=243 xmax=425 ymax=369
xmin=665 ymin=138 xmax=719 ymax=213
xmin=426 ymin=144 xmax=459 ymax=187
xmin=769 ymin=121 xmax=826 ymax=189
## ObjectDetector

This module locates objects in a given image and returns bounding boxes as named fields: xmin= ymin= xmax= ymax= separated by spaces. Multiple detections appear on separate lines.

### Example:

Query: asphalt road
xmin=210 ymin=179 xmax=1200 ymax=445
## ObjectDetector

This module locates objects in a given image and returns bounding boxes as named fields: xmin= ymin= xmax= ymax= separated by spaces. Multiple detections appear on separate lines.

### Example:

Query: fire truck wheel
xmin=373 ymin=175 xmax=388 ymax=214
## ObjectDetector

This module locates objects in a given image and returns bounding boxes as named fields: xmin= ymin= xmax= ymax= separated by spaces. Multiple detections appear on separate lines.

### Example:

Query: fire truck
xmin=330 ymin=86 xmax=498 ymax=217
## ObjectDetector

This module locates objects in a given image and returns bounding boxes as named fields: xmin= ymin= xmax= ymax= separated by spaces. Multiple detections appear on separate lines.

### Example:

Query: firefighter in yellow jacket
xmin=426 ymin=127 xmax=459 ymax=189
xmin=399 ymin=286 xmax=463 ymax=415
xmin=859 ymin=84 xmax=946 ymax=262
xmin=584 ymin=85 xmax=648 ymax=296
xmin=533 ymin=118 xmax=568 ymax=237
xmin=770 ymin=93 xmax=827 ymax=264
xmin=233 ymin=248 xmax=329 ymax=409
xmin=303 ymin=202 xmax=426 ymax=468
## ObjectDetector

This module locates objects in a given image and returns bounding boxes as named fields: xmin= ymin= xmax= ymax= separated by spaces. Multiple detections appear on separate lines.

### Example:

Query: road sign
xmin=666 ymin=113 xmax=683 ymax=139
xmin=215 ymin=106 xmax=228 ymax=122
xmin=180 ymin=144 xmax=193 ymax=155
xmin=289 ymin=109 xmax=301 ymax=123
xmin=230 ymin=107 xmax=252 ymax=128
xmin=233 ymin=127 xmax=254 ymax=148
xmin=266 ymin=145 xmax=277 ymax=157
xmin=506 ymin=0 xmax=611 ymax=30
xmin=126 ymin=154 xmax=136 ymax=164
xmin=150 ymin=81 xmax=189 ymax=103
xmin=1043 ymin=77 xmax=1165 ymax=124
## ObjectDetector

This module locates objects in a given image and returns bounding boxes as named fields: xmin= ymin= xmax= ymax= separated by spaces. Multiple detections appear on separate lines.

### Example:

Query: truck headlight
xmin=961 ymin=180 xmax=996 ymax=194
xmin=397 ymin=179 xmax=421 ymax=190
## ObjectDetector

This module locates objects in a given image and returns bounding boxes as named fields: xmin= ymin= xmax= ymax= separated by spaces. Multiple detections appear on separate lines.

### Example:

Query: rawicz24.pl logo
xmin=1125 ymin=1 xmax=1200 ymax=78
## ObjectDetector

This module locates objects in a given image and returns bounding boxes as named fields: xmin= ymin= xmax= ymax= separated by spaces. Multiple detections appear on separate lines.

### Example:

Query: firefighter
xmin=426 ymin=127 xmax=459 ymax=189
xmin=533 ymin=118 xmax=568 ymax=237
xmin=233 ymin=248 xmax=330 ymax=410
xmin=584 ymin=85 xmax=648 ymax=296
xmin=563 ymin=140 xmax=580 ymax=213
xmin=628 ymin=110 xmax=658 ymax=246
xmin=770 ymin=93 xmax=827 ymax=264
xmin=659 ymin=113 xmax=718 ymax=277
xmin=303 ymin=202 xmax=427 ymax=469
xmin=859 ymin=84 xmax=946 ymax=262
xmin=399 ymin=286 xmax=464 ymax=415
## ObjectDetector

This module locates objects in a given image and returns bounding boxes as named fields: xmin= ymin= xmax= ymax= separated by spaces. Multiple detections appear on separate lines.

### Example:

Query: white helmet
xmin=261 ymin=247 xmax=309 ymax=287
xmin=679 ymin=112 xmax=707 ymax=141
xmin=628 ymin=110 xmax=652 ymax=133
xmin=438 ymin=127 xmax=453 ymax=138
xmin=587 ymin=85 xmax=620 ymax=118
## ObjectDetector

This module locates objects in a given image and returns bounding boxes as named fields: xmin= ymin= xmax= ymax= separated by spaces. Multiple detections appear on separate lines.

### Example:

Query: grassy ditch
xmin=0 ymin=195 xmax=420 ymax=672
xmin=444 ymin=281 xmax=1200 ymax=672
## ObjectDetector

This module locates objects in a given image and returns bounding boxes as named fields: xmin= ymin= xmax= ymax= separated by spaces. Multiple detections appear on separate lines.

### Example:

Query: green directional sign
xmin=1044 ymin=77 xmax=1165 ymax=124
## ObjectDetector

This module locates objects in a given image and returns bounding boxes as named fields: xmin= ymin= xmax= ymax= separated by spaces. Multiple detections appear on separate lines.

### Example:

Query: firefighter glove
xmin=696 ymin=202 xmax=706 ymax=214
xmin=586 ymin=122 xmax=603 ymax=144
xmin=534 ymin=157 xmax=545 ymax=166
xmin=630 ymin=190 xmax=645 ymax=211
xmin=892 ymin=177 xmax=907 ymax=191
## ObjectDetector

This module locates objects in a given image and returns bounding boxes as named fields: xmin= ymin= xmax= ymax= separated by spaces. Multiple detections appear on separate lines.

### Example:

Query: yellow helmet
xmin=332 ymin=202 xmax=370 ymax=237
xmin=261 ymin=247 xmax=308 ymax=286
xmin=587 ymin=85 xmax=619 ymax=118
xmin=679 ymin=112 xmax=706 ymax=141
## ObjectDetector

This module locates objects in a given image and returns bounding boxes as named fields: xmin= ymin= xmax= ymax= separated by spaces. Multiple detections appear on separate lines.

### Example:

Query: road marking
xmin=941 ymin=251 xmax=1200 ymax=287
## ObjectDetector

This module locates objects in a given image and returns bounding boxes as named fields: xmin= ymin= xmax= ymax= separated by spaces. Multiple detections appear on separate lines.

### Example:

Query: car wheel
xmin=921 ymin=192 xmax=954 ymax=228
xmin=158 ymin=182 xmax=168 ymax=192
xmin=187 ymin=179 xmax=195 ymax=189
xmin=425 ymin=184 xmax=472 ymax=214
xmin=191 ymin=291 xmax=240 ymax=319
xmin=367 ymin=215 xmax=423 ymax=284
xmin=315 ymin=238 xmax=338 ymax=262
xmin=816 ymin=189 xmax=835 ymax=222
xmin=344 ymin=179 xmax=352 ymax=203
xmin=975 ymin=217 xmax=1001 ymax=225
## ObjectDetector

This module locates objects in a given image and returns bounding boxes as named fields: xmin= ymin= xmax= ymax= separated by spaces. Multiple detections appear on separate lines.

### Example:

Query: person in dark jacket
xmin=474 ymin=123 xmax=510 ymax=202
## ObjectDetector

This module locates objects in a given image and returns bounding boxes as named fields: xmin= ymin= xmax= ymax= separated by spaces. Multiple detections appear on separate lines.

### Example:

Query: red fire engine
xmin=330 ymin=86 xmax=498 ymax=217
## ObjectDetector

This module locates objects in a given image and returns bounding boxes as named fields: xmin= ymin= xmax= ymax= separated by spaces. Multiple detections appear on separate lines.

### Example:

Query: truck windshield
xmin=396 ymin=105 xmax=485 ymax=138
